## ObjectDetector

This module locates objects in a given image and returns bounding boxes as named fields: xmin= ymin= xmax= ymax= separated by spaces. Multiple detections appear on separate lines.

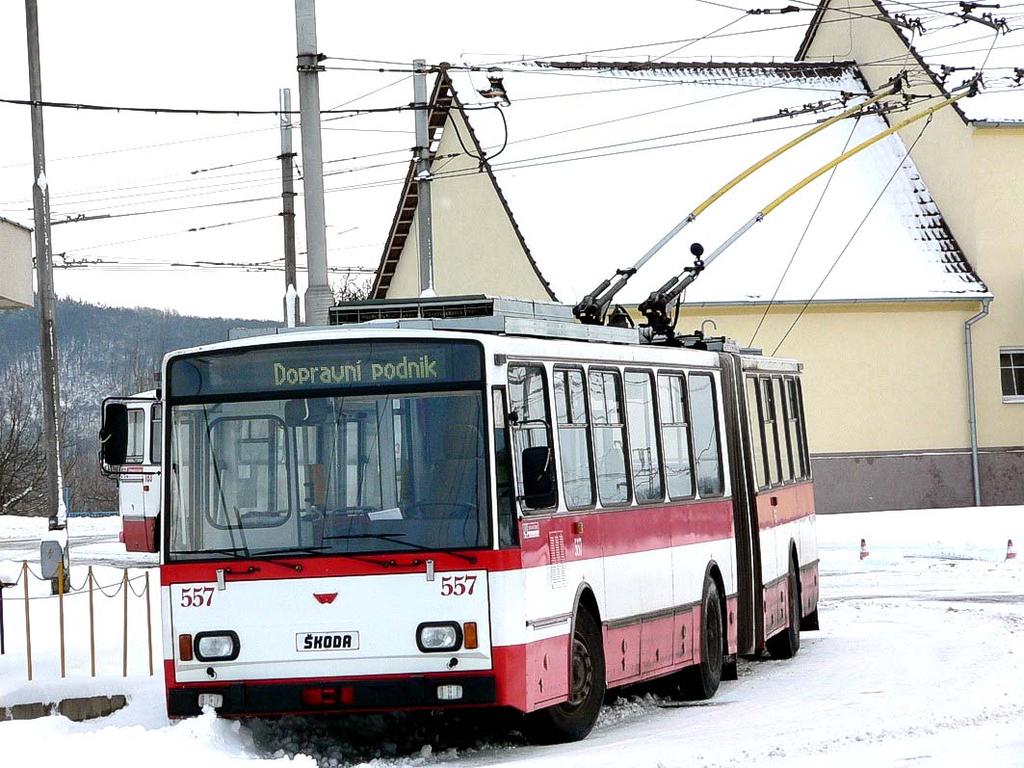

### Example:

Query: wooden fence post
xmin=122 ymin=570 xmax=129 ymax=677
xmin=22 ymin=561 xmax=32 ymax=681
xmin=57 ymin=557 xmax=66 ymax=678
xmin=88 ymin=566 xmax=96 ymax=677
xmin=145 ymin=571 xmax=154 ymax=676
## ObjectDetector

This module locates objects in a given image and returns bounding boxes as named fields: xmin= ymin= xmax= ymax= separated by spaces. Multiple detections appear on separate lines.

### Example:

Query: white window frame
xmin=1000 ymin=347 xmax=1024 ymax=404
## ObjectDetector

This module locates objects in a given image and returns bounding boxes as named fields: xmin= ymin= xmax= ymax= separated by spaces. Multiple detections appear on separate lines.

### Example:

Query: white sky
xmin=1 ymin=2 xmax=1017 ymax=321
xmin=0 ymin=1 xmax=810 ymax=320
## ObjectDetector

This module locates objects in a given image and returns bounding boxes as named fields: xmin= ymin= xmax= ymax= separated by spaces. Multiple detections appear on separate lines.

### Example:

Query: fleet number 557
xmin=440 ymin=575 xmax=476 ymax=596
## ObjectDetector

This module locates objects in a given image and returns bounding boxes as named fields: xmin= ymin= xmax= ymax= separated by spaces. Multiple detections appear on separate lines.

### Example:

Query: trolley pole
xmin=25 ymin=0 xmax=65 ymax=532
xmin=279 ymin=87 xmax=299 ymax=327
xmin=293 ymin=0 xmax=333 ymax=326
xmin=413 ymin=59 xmax=435 ymax=297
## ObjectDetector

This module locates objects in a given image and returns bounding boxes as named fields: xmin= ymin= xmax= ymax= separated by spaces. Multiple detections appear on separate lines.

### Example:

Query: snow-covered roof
xmin=400 ymin=61 xmax=986 ymax=306
xmin=799 ymin=0 xmax=1024 ymax=124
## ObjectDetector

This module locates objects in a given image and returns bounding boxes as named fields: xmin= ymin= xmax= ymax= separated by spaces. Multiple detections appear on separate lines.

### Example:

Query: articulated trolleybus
xmin=101 ymin=296 xmax=818 ymax=743
xmin=101 ymin=389 xmax=162 ymax=553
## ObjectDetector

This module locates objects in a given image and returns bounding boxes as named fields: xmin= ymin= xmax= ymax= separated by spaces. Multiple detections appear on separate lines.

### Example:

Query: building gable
xmin=371 ymin=70 xmax=555 ymax=301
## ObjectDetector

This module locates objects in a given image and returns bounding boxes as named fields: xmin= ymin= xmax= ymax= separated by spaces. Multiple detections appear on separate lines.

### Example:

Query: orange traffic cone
xmin=859 ymin=538 xmax=869 ymax=560
xmin=1007 ymin=539 xmax=1017 ymax=561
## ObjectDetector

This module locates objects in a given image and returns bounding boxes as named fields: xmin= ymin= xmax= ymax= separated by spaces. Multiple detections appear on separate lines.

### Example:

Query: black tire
xmin=526 ymin=609 xmax=606 ymax=744
xmin=767 ymin=557 xmax=801 ymax=660
xmin=680 ymin=576 xmax=724 ymax=700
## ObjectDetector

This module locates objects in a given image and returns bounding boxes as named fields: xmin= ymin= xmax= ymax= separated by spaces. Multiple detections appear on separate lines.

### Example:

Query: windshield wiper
xmin=324 ymin=533 xmax=478 ymax=564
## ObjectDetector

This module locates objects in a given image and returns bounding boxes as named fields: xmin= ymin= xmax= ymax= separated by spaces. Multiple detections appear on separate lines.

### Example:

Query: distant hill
xmin=0 ymin=299 xmax=277 ymax=513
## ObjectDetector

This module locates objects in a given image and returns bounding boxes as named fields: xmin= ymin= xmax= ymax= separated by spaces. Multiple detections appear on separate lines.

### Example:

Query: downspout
xmin=965 ymin=297 xmax=991 ymax=507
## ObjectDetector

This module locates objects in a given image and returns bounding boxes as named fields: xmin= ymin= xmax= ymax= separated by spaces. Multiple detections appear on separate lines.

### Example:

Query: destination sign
xmin=168 ymin=340 xmax=482 ymax=398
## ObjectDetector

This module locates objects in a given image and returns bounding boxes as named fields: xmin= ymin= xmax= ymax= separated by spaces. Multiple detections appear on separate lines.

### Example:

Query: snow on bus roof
xmin=443 ymin=61 xmax=987 ymax=306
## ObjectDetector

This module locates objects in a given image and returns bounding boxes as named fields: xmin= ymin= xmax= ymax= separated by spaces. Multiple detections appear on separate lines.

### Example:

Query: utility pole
xmin=413 ymin=59 xmax=435 ymax=297
xmin=278 ymin=87 xmax=299 ymax=327
xmin=293 ymin=0 xmax=332 ymax=325
xmin=24 ymin=0 xmax=65 ymax=534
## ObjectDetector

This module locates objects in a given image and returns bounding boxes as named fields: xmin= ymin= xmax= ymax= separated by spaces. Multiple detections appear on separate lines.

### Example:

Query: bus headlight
xmin=417 ymin=622 xmax=462 ymax=652
xmin=194 ymin=631 xmax=240 ymax=661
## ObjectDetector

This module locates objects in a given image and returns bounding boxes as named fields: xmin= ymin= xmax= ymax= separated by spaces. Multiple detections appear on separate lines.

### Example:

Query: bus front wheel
xmin=526 ymin=608 xmax=606 ymax=744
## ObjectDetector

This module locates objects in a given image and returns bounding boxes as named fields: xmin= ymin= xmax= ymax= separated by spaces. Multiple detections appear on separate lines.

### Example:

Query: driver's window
xmin=508 ymin=363 xmax=557 ymax=511
xmin=206 ymin=416 xmax=289 ymax=528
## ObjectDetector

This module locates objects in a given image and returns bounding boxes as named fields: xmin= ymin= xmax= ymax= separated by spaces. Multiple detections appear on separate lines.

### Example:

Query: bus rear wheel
xmin=767 ymin=557 xmax=801 ymax=660
xmin=680 ymin=576 xmax=724 ymax=700
xmin=526 ymin=608 xmax=606 ymax=744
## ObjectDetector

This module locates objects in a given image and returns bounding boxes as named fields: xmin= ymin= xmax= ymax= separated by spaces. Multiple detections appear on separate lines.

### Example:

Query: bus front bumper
xmin=167 ymin=674 xmax=497 ymax=717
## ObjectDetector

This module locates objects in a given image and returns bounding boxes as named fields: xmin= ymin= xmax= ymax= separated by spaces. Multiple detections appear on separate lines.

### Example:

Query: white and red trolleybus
xmin=100 ymin=389 xmax=162 ymax=553
xmin=100 ymin=297 xmax=818 ymax=743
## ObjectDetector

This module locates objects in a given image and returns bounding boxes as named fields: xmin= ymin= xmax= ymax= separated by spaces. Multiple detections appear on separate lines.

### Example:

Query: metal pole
xmin=279 ymin=87 xmax=299 ymax=326
xmin=965 ymin=298 xmax=990 ymax=507
xmin=293 ymin=0 xmax=332 ymax=325
xmin=413 ymin=59 xmax=435 ymax=298
xmin=25 ymin=0 xmax=65 ymax=531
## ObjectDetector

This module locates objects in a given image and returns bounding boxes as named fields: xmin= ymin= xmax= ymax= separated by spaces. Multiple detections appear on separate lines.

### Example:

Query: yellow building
xmin=366 ymin=49 xmax=1021 ymax=512
xmin=0 ymin=216 xmax=32 ymax=310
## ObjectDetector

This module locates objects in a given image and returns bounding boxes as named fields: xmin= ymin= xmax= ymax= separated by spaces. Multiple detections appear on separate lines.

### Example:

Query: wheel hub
xmin=567 ymin=635 xmax=594 ymax=708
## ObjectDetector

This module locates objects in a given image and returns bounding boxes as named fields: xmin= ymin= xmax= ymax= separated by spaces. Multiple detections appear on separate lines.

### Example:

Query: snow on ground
xmin=0 ymin=513 xmax=121 ymax=541
xmin=1 ymin=506 xmax=1022 ymax=767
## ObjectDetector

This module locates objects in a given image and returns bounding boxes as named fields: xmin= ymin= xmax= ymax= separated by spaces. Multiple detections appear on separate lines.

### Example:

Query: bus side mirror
xmin=521 ymin=446 xmax=557 ymax=509
xmin=100 ymin=402 xmax=129 ymax=466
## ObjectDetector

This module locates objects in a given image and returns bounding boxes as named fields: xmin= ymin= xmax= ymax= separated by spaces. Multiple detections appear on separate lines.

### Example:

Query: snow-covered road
xmin=1 ymin=507 xmax=1022 ymax=767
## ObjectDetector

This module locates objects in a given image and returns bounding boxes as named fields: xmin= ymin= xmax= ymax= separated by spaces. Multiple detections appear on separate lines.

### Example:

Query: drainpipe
xmin=965 ymin=297 xmax=991 ymax=507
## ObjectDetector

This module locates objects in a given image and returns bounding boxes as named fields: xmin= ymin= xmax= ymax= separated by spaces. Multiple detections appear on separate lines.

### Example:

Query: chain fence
xmin=0 ymin=560 xmax=154 ymax=682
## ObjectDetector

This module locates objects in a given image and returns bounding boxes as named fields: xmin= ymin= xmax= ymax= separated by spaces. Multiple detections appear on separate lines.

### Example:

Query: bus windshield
xmin=165 ymin=340 xmax=488 ymax=561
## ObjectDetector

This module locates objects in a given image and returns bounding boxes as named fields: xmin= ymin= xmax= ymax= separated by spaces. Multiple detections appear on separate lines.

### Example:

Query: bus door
xmin=719 ymin=355 xmax=763 ymax=656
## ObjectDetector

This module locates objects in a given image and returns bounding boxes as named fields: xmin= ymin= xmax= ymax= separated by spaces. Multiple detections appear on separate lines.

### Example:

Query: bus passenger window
xmin=761 ymin=378 xmax=782 ymax=486
xmin=688 ymin=374 xmax=723 ymax=497
xmin=554 ymin=369 xmax=595 ymax=509
xmin=624 ymin=371 xmax=663 ymax=502
xmin=787 ymin=377 xmax=810 ymax=479
xmin=775 ymin=377 xmax=794 ymax=482
xmin=492 ymin=389 xmax=519 ymax=547
xmin=126 ymin=409 xmax=145 ymax=464
xmin=658 ymin=374 xmax=694 ymax=500
xmin=589 ymin=369 xmax=629 ymax=505
xmin=150 ymin=407 xmax=163 ymax=465
xmin=746 ymin=377 xmax=768 ymax=490
xmin=508 ymin=364 xmax=557 ymax=510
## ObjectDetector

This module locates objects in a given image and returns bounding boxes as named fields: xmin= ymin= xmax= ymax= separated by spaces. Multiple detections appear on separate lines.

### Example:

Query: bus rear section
xmin=100 ymin=391 xmax=162 ymax=553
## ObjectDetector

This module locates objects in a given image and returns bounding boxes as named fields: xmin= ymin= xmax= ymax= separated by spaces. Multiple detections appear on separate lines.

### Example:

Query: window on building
xmin=554 ymin=368 xmax=595 ymax=509
xmin=624 ymin=370 xmax=663 ymax=503
xmin=658 ymin=373 xmax=694 ymax=500
xmin=508 ymin=364 xmax=557 ymax=510
xmin=688 ymin=373 xmax=723 ymax=497
xmin=1001 ymin=350 xmax=1024 ymax=402
xmin=589 ymin=369 xmax=630 ymax=505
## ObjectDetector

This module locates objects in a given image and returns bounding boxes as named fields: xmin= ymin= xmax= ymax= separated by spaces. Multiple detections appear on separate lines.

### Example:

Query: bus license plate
xmin=296 ymin=631 xmax=360 ymax=652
